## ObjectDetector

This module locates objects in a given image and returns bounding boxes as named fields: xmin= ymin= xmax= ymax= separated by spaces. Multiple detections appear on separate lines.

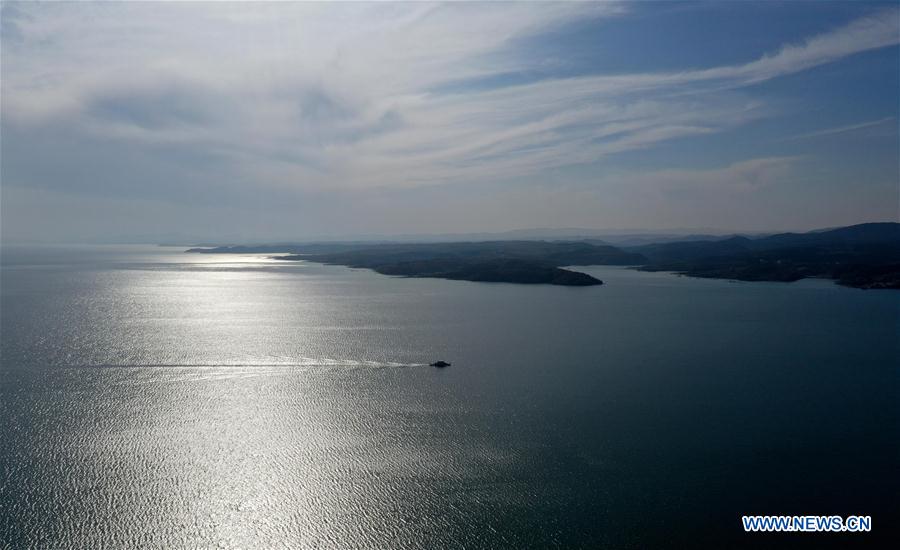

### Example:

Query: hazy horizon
xmin=2 ymin=1 xmax=898 ymax=243
xmin=4 ymin=220 xmax=900 ymax=247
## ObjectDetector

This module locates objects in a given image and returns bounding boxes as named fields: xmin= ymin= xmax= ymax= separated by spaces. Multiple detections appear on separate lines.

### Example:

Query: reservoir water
xmin=1 ymin=245 xmax=897 ymax=548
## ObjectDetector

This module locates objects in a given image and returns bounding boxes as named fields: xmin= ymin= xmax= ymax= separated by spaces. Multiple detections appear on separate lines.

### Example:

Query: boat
xmin=430 ymin=360 xmax=451 ymax=368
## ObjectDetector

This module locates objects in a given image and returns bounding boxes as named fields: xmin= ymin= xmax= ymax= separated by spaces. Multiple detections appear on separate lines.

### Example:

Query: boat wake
xmin=68 ymin=357 xmax=429 ymax=369
xmin=63 ymin=357 xmax=432 ymax=383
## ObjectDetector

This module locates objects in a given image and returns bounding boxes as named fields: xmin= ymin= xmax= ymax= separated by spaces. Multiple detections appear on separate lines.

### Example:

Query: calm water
xmin=1 ymin=245 xmax=898 ymax=548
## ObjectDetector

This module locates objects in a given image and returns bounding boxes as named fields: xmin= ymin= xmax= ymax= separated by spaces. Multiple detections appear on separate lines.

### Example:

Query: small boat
xmin=430 ymin=360 xmax=451 ymax=368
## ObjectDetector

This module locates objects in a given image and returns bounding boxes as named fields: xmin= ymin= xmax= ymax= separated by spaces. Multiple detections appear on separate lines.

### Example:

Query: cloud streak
xmin=1 ymin=2 xmax=898 ymax=241
xmin=785 ymin=116 xmax=896 ymax=141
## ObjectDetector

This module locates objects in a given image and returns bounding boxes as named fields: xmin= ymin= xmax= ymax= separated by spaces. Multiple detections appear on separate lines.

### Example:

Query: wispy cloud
xmin=785 ymin=116 xmax=896 ymax=141
xmin=622 ymin=156 xmax=804 ymax=193
xmin=694 ymin=6 xmax=900 ymax=85
xmin=1 ymin=2 xmax=897 ymax=202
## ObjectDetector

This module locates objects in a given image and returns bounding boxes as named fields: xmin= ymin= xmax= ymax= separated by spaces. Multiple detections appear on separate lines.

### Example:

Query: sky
xmin=1 ymin=1 xmax=898 ymax=243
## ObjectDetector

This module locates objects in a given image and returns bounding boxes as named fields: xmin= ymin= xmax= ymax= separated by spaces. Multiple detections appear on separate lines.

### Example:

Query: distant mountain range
xmin=187 ymin=222 xmax=900 ymax=289
xmin=627 ymin=222 xmax=900 ymax=289
xmin=166 ymin=227 xmax=749 ymax=248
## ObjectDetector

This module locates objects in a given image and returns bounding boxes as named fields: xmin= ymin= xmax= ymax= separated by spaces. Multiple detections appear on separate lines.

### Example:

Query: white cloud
xmin=619 ymin=156 xmax=803 ymax=193
xmin=711 ymin=7 xmax=900 ymax=84
xmin=785 ymin=116 xmax=896 ymax=141
xmin=1 ymin=1 xmax=897 ymax=201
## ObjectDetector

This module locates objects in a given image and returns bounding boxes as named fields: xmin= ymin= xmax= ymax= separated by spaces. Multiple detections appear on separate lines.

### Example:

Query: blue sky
xmin=1 ymin=1 xmax=897 ymax=242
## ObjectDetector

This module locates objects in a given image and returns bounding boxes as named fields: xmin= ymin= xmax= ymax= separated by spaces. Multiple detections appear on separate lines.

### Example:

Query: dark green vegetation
xmin=308 ymin=257 xmax=602 ymax=286
xmin=187 ymin=222 xmax=900 ymax=288
xmin=627 ymin=222 xmax=900 ymax=289
xmin=286 ymin=241 xmax=646 ymax=285
xmin=188 ymin=240 xmax=644 ymax=266
xmin=188 ymin=241 xmax=645 ymax=286
xmin=189 ymin=241 xmax=649 ymax=286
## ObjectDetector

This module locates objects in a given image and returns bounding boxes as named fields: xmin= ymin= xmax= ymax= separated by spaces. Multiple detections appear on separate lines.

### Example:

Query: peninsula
xmin=278 ymin=240 xmax=648 ymax=286
xmin=284 ymin=257 xmax=603 ymax=286
xmin=187 ymin=241 xmax=649 ymax=286
xmin=185 ymin=222 xmax=900 ymax=289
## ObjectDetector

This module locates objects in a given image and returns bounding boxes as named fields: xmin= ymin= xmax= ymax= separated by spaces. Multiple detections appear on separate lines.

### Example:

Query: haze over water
xmin=1 ymin=245 xmax=897 ymax=548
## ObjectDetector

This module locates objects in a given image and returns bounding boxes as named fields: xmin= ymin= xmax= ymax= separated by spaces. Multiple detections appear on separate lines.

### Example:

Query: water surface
xmin=2 ymin=245 xmax=897 ymax=548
